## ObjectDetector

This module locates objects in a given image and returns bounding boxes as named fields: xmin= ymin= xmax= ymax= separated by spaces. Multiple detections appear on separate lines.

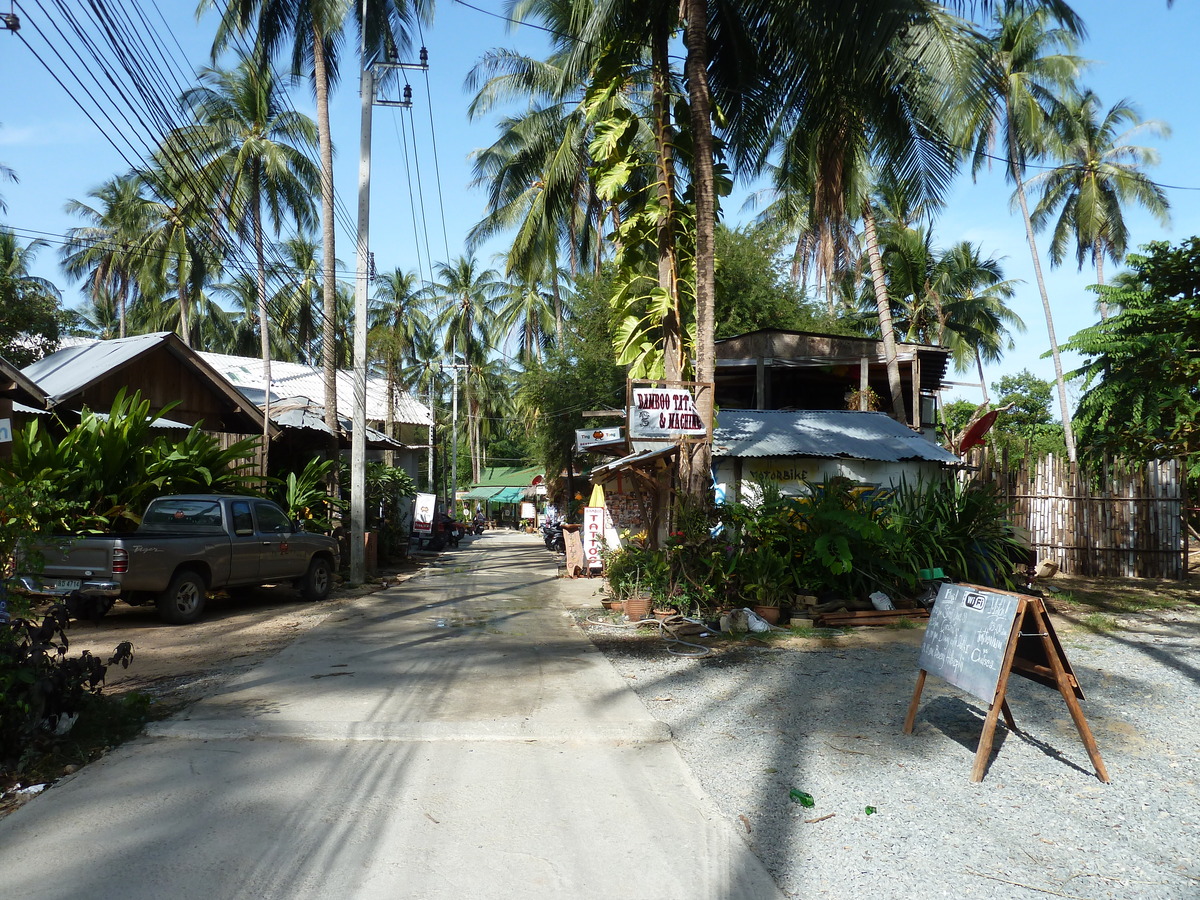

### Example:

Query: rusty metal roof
xmin=713 ymin=409 xmax=959 ymax=464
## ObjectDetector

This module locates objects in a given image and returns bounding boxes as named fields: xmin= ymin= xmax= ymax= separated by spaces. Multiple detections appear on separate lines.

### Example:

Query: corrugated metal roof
xmin=589 ymin=445 xmax=678 ymax=480
xmin=23 ymin=333 xmax=175 ymax=404
xmin=200 ymin=349 xmax=432 ymax=427
xmin=31 ymin=336 xmax=431 ymax=428
xmin=13 ymin=402 xmax=191 ymax=429
xmin=713 ymin=409 xmax=959 ymax=464
xmin=22 ymin=334 xmax=272 ymax=434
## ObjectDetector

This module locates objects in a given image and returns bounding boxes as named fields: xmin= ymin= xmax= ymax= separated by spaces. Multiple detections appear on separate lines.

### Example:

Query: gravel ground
xmin=582 ymin=610 xmax=1200 ymax=899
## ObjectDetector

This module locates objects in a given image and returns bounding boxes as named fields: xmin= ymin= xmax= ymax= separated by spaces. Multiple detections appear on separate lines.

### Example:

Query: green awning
xmin=461 ymin=486 xmax=504 ymax=501
xmin=491 ymin=486 xmax=526 ymax=504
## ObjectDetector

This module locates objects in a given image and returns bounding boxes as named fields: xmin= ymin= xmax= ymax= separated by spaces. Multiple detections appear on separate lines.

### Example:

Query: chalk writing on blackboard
xmin=917 ymin=583 xmax=1021 ymax=704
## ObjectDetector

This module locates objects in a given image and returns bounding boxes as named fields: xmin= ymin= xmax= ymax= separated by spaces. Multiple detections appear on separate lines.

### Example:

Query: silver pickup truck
xmin=14 ymin=495 xmax=340 ymax=625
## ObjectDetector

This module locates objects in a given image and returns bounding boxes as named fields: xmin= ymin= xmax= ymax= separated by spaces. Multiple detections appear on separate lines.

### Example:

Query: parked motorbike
xmin=541 ymin=521 xmax=565 ymax=553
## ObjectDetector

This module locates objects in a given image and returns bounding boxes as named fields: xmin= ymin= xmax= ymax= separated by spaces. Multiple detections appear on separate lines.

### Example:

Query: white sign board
xmin=520 ymin=501 xmax=536 ymax=520
xmin=575 ymin=426 xmax=624 ymax=451
xmin=413 ymin=492 xmax=436 ymax=535
xmin=0 ymin=417 xmax=10 ymax=443
xmin=628 ymin=387 xmax=705 ymax=438
xmin=582 ymin=506 xmax=621 ymax=570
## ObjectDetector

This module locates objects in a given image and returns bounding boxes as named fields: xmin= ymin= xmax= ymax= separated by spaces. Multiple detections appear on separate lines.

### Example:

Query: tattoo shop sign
xmin=628 ymin=387 xmax=706 ymax=439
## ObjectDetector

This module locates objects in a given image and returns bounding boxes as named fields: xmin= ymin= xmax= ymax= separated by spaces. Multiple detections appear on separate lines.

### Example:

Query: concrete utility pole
xmin=350 ymin=10 xmax=426 ymax=585
xmin=443 ymin=355 xmax=470 ymax=517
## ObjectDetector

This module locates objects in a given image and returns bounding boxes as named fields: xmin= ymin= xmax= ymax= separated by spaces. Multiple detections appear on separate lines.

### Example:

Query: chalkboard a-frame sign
xmin=904 ymin=582 xmax=1109 ymax=784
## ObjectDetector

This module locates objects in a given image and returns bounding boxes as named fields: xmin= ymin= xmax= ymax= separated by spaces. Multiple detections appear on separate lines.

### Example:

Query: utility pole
xmin=442 ymin=354 xmax=470 ymax=517
xmin=350 ymin=9 xmax=426 ymax=585
xmin=427 ymin=374 xmax=435 ymax=493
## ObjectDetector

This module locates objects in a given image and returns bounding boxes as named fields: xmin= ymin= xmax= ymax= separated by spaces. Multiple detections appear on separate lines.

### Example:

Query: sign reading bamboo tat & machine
xmin=628 ymin=387 xmax=706 ymax=439
xmin=904 ymin=582 xmax=1109 ymax=784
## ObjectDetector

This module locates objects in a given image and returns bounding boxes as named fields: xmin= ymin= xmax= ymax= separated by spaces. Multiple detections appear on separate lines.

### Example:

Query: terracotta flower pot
xmin=624 ymin=595 xmax=652 ymax=621
xmin=653 ymin=608 xmax=679 ymax=621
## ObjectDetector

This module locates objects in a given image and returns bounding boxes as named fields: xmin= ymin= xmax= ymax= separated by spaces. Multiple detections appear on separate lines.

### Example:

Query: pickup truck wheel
xmin=157 ymin=570 xmax=208 ymax=625
xmin=301 ymin=557 xmax=333 ymax=602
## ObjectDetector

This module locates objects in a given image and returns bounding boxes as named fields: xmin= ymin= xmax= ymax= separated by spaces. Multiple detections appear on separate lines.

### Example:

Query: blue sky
xmin=1 ymin=0 xmax=1197 ymax=410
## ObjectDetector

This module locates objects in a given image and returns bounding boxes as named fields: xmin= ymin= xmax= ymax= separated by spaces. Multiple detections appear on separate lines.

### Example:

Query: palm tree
xmin=1030 ymin=89 xmax=1170 ymax=319
xmin=62 ymin=173 xmax=149 ymax=339
xmin=466 ymin=47 xmax=607 ymax=291
xmin=65 ymin=288 xmax=122 ymax=341
xmin=434 ymin=255 xmax=502 ymax=489
xmin=270 ymin=235 xmax=324 ymax=363
xmin=964 ymin=0 xmax=1086 ymax=463
xmin=929 ymin=242 xmax=1024 ymax=403
xmin=496 ymin=265 xmax=563 ymax=367
xmin=742 ymin=3 xmax=974 ymax=425
xmin=179 ymin=53 xmax=320 ymax=471
xmin=205 ymin=0 xmax=434 ymax=436
xmin=212 ymin=271 xmax=271 ymax=356
xmin=132 ymin=147 xmax=221 ymax=347
xmin=0 ymin=159 xmax=14 ymax=214
xmin=368 ymin=267 xmax=429 ymax=447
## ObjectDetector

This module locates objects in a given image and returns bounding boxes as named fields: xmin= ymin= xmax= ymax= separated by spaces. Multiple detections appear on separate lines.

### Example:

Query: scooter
xmin=541 ymin=521 xmax=565 ymax=553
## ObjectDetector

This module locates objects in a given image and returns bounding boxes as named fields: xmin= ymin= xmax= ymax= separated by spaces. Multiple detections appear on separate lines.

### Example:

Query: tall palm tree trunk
xmin=313 ymin=27 xmax=338 ymax=435
xmin=651 ymin=26 xmax=683 ymax=383
xmin=177 ymin=268 xmax=191 ymax=347
xmin=861 ymin=200 xmax=907 ymax=424
xmin=683 ymin=0 xmax=716 ymax=499
xmin=1007 ymin=113 xmax=1078 ymax=464
xmin=253 ymin=178 xmax=272 ymax=478
xmin=1094 ymin=237 xmax=1108 ymax=320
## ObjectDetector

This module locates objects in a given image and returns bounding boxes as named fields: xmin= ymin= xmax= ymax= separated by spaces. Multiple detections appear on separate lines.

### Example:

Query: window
xmin=254 ymin=502 xmax=292 ymax=535
xmin=231 ymin=501 xmax=253 ymax=536
xmin=140 ymin=499 xmax=224 ymax=532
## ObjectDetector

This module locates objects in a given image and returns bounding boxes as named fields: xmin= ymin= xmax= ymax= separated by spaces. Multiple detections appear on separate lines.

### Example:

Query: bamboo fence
xmin=968 ymin=449 xmax=1186 ymax=579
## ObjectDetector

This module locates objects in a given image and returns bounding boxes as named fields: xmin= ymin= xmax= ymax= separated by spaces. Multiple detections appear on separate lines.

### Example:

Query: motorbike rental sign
xmin=628 ymin=387 xmax=706 ymax=439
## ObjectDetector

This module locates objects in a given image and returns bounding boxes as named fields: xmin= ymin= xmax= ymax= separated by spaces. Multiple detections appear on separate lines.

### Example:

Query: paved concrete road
xmin=0 ymin=531 xmax=781 ymax=900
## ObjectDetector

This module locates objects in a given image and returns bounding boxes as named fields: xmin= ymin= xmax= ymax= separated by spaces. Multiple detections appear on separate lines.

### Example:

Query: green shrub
xmin=889 ymin=477 xmax=1026 ymax=589
xmin=0 ymin=605 xmax=133 ymax=773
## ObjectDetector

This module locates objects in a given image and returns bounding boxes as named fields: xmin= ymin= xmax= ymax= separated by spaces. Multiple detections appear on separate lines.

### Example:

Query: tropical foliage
xmin=2 ymin=391 xmax=261 ymax=533
xmin=1063 ymin=237 xmax=1200 ymax=473
xmin=0 ymin=1 xmax=1181 ymax=518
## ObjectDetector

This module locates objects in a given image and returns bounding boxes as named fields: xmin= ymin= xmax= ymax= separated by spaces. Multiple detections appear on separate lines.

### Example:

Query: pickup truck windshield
xmin=140 ymin=499 xmax=225 ymax=533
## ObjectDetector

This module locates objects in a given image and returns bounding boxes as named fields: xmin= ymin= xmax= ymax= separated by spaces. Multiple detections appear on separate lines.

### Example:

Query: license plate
xmin=52 ymin=579 xmax=82 ymax=592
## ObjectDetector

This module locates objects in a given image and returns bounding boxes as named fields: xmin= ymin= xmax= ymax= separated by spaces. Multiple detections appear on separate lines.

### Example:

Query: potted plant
xmin=739 ymin=547 xmax=792 ymax=625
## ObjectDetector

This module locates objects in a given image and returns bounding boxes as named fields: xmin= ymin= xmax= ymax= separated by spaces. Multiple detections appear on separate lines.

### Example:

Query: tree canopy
xmin=1064 ymin=237 xmax=1200 ymax=470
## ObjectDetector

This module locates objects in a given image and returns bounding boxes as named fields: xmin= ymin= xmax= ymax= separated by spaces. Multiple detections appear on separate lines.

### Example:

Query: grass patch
xmin=1045 ymin=575 xmax=1198 ymax=615
xmin=780 ymin=624 xmax=850 ymax=639
xmin=1081 ymin=613 xmax=1121 ymax=633
xmin=9 ymin=691 xmax=152 ymax=788
xmin=885 ymin=617 xmax=920 ymax=630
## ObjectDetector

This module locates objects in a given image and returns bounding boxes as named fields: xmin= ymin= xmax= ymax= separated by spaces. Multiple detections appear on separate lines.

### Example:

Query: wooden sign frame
xmin=904 ymin=584 xmax=1109 ymax=784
